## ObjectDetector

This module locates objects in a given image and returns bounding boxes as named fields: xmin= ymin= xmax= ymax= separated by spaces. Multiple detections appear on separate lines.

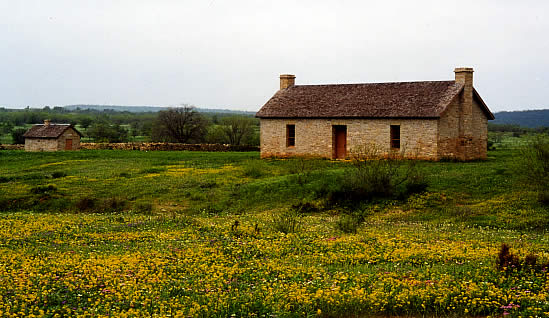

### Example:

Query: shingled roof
xmin=23 ymin=124 xmax=82 ymax=139
xmin=256 ymin=80 xmax=494 ymax=119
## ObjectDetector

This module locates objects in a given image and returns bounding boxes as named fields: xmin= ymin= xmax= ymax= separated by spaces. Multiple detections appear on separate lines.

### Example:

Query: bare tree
xmin=152 ymin=105 xmax=208 ymax=143
xmin=220 ymin=116 xmax=255 ymax=145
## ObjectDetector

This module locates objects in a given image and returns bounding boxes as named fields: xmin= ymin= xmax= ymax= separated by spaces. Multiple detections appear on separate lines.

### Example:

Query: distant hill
xmin=492 ymin=109 xmax=549 ymax=128
xmin=63 ymin=104 xmax=256 ymax=115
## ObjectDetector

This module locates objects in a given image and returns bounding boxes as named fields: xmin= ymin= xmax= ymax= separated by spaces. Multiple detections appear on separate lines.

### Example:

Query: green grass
xmin=0 ymin=146 xmax=544 ymax=230
xmin=0 ymin=138 xmax=548 ymax=317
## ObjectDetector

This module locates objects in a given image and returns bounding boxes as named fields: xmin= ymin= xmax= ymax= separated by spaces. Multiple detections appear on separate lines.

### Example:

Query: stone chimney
xmin=280 ymin=74 xmax=296 ymax=90
xmin=44 ymin=119 xmax=51 ymax=126
xmin=454 ymin=67 xmax=473 ymax=88
xmin=454 ymin=67 xmax=474 ymax=159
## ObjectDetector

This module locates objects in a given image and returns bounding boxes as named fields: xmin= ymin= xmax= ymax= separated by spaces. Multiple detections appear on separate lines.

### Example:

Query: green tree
xmin=205 ymin=125 xmax=228 ymax=144
xmin=87 ymin=121 xmax=128 ymax=143
xmin=11 ymin=128 xmax=27 ymax=144
xmin=220 ymin=116 xmax=255 ymax=145
xmin=79 ymin=117 xmax=94 ymax=129
xmin=0 ymin=122 xmax=14 ymax=135
xmin=151 ymin=106 xmax=208 ymax=143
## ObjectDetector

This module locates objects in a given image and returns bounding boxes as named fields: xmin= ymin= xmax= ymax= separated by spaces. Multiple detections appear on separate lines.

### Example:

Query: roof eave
xmin=257 ymin=116 xmax=440 ymax=120
xmin=24 ymin=136 xmax=60 ymax=139
xmin=473 ymin=88 xmax=495 ymax=120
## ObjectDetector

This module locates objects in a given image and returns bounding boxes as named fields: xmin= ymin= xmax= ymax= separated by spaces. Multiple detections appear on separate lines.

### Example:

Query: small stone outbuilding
xmin=256 ymin=67 xmax=494 ymax=160
xmin=23 ymin=120 xmax=82 ymax=151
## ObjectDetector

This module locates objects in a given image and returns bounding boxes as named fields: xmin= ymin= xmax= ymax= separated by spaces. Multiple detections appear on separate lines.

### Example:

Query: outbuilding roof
xmin=256 ymin=80 xmax=494 ymax=119
xmin=23 ymin=124 xmax=82 ymax=139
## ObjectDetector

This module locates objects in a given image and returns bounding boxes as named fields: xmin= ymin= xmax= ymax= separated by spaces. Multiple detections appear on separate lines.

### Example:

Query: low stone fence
xmin=0 ymin=144 xmax=24 ymax=150
xmin=80 ymin=143 xmax=259 ymax=152
xmin=1 ymin=143 xmax=258 ymax=152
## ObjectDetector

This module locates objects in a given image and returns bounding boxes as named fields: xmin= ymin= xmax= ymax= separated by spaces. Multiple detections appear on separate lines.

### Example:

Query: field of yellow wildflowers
xmin=0 ymin=148 xmax=548 ymax=317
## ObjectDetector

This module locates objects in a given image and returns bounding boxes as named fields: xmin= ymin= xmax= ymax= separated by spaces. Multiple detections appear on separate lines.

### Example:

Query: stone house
xmin=256 ymin=67 xmax=494 ymax=160
xmin=23 ymin=120 xmax=82 ymax=151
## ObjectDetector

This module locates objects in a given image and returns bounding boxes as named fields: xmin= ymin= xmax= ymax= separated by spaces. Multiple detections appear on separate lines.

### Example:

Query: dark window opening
xmin=390 ymin=125 xmax=400 ymax=149
xmin=286 ymin=124 xmax=295 ymax=147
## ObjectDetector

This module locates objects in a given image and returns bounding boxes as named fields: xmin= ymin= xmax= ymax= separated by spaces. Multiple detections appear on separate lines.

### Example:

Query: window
xmin=286 ymin=124 xmax=295 ymax=147
xmin=390 ymin=125 xmax=400 ymax=149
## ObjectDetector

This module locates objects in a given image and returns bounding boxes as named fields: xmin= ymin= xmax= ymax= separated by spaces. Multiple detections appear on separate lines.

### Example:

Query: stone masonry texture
xmin=260 ymin=94 xmax=489 ymax=160
xmin=258 ymin=68 xmax=491 ymax=161
xmin=260 ymin=118 xmax=439 ymax=159
xmin=24 ymin=128 xmax=81 ymax=151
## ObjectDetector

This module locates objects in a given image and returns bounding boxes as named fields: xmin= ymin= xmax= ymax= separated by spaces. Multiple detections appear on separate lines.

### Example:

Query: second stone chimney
xmin=280 ymin=74 xmax=296 ymax=90
xmin=454 ymin=67 xmax=474 ymax=159
xmin=454 ymin=67 xmax=473 ymax=88
xmin=454 ymin=67 xmax=474 ymax=120
xmin=44 ymin=119 xmax=51 ymax=126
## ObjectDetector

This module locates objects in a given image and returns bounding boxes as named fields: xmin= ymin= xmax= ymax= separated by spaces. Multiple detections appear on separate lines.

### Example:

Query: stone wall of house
xmin=260 ymin=118 xmax=439 ymax=159
xmin=56 ymin=128 xmax=81 ymax=151
xmin=437 ymin=94 xmax=461 ymax=159
xmin=437 ymin=92 xmax=489 ymax=160
xmin=471 ymin=98 xmax=489 ymax=159
xmin=24 ymin=138 xmax=59 ymax=151
xmin=24 ymin=128 xmax=81 ymax=151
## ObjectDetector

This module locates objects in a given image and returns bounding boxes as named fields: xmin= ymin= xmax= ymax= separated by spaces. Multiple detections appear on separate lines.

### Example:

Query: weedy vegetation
xmin=0 ymin=133 xmax=548 ymax=317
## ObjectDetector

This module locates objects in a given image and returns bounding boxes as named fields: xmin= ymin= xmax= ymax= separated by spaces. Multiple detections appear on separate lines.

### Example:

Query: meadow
xmin=0 ymin=137 xmax=548 ymax=317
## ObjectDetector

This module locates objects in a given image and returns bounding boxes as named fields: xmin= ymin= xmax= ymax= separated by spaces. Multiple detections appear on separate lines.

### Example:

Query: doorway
xmin=333 ymin=125 xmax=347 ymax=159
xmin=65 ymin=139 xmax=72 ymax=150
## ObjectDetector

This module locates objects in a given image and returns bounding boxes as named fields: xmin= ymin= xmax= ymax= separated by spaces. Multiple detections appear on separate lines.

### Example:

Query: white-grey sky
xmin=1 ymin=0 xmax=548 ymax=112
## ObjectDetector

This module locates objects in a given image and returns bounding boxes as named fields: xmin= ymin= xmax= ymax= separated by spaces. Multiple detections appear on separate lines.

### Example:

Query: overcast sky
xmin=1 ymin=0 xmax=548 ymax=112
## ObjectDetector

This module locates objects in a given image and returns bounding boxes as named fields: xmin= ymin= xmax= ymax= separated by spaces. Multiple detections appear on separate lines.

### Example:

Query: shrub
xmin=51 ymin=171 xmax=67 ymax=179
xmin=242 ymin=160 xmax=266 ymax=178
xmin=99 ymin=197 xmax=128 ymax=213
xmin=197 ymin=202 xmax=225 ymax=215
xmin=134 ymin=201 xmax=154 ymax=214
xmin=30 ymin=184 xmax=57 ymax=194
xmin=75 ymin=197 xmax=98 ymax=211
xmin=336 ymin=214 xmax=362 ymax=234
xmin=539 ymin=190 xmax=549 ymax=206
xmin=291 ymin=201 xmax=319 ymax=214
xmin=140 ymin=167 xmax=166 ymax=174
xmin=230 ymin=220 xmax=241 ymax=237
xmin=404 ymin=173 xmax=429 ymax=196
xmin=0 ymin=176 xmax=12 ymax=183
xmin=272 ymin=209 xmax=300 ymax=233
xmin=446 ymin=206 xmax=473 ymax=218
xmin=487 ymin=140 xmax=496 ymax=151
xmin=497 ymin=243 xmax=520 ymax=270
xmin=286 ymin=157 xmax=310 ymax=175
xmin=496 ymin=244 xmax=549 ymax=273
xmin=318 ymin=145 xmax=428 ymax=207
xmin=524 ymin=253 xmax=538 ymax=267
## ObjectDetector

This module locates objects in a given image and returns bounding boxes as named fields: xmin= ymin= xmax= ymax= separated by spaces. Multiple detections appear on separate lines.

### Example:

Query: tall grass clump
xmin=272 ymin=209 xmax=300 ymax=233
xmin=242 ymin=159 xmax=267 ymax=178
xmin=336 ymin=214 xmax=362 ymax=233
xmin=319 ymin=145 xmax=428 ymax=207
xmin=517 ymin=137 xmax=549 ymax=205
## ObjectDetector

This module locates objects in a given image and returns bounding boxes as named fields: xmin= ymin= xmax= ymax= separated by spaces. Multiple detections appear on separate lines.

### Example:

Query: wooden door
xmin=333 ymin=126 xmax=347 ymax=159
xmin=65 ymin=139 xmax=72 ymax=150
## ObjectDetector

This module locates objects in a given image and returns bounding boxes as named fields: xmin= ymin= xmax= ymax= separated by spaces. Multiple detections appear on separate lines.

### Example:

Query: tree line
xmin=488 ymin=123 xmax=549 ymax=136
xmin=0 ymin=105 xmax=259 ymax=145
